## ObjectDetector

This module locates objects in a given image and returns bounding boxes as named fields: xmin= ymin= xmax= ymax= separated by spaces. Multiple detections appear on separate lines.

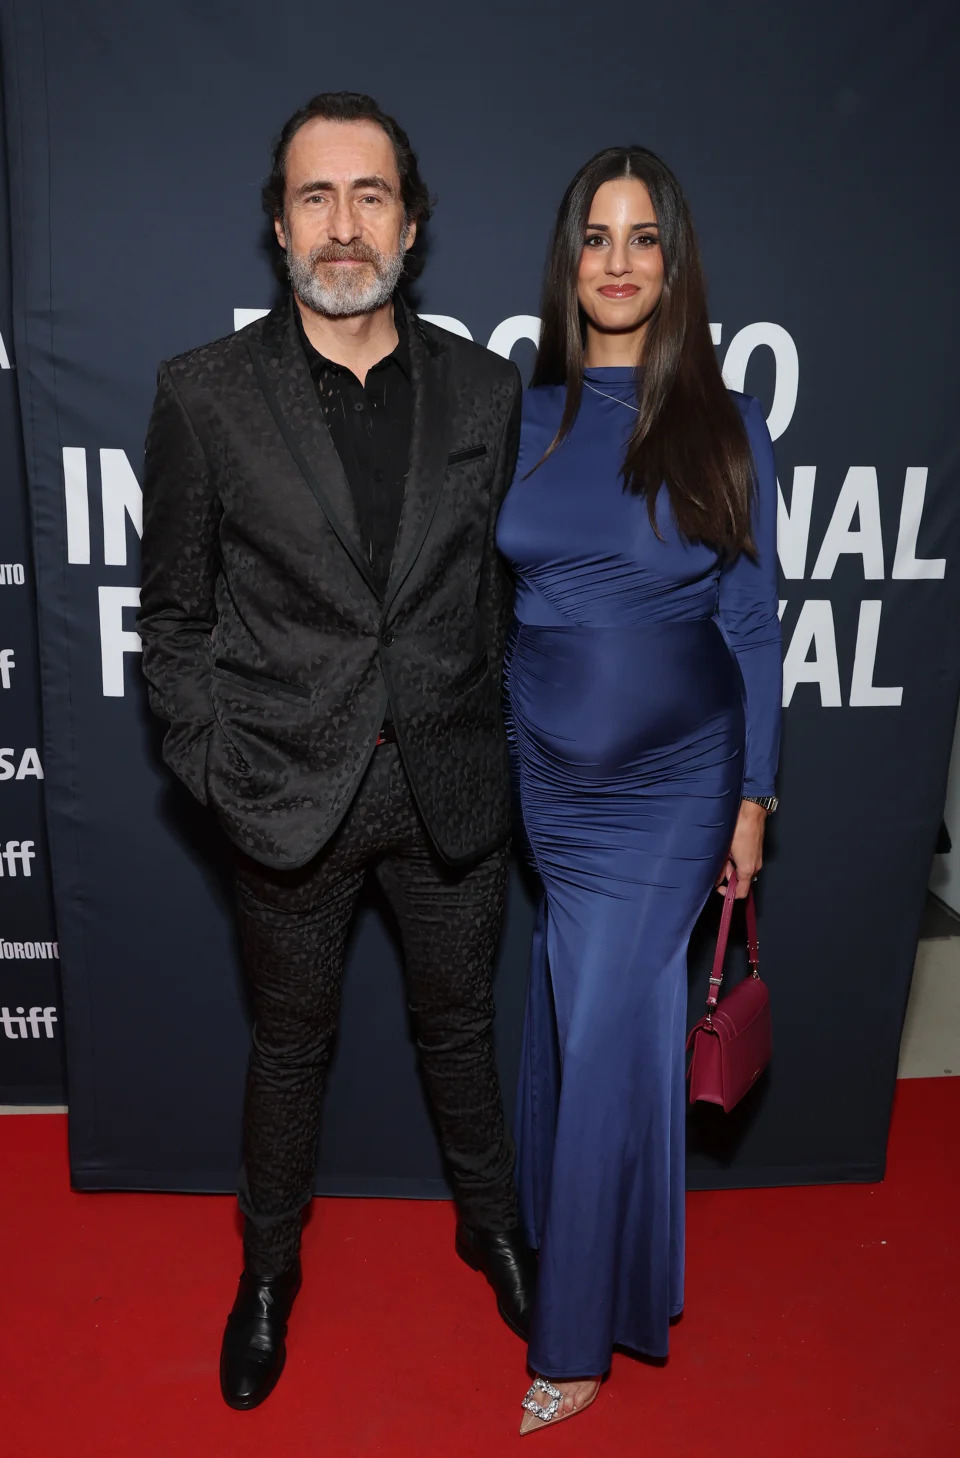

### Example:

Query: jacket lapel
xmin=384 ymin=301 xmax=452 ymax=612
xmin=247 ymin=298 xmax=379 ymax=596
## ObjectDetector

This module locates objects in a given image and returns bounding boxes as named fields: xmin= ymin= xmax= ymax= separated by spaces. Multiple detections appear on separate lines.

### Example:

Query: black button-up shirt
xmin=296 ymin=306 xmax=412 ymax=598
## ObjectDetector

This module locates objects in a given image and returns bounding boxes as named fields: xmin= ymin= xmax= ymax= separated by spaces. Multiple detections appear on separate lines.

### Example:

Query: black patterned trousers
xmin=233 ymin=742 xmax=518 ymax=1276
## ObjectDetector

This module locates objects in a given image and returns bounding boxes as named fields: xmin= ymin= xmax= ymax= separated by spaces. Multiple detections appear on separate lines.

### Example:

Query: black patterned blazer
xmin=138 ymin=295 xmax=522 ymax=869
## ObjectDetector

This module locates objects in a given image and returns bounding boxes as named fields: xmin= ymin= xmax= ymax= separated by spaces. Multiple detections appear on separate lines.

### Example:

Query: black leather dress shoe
xmin=219 ymin=1261 xmax=302 ymax=1410
xmin=456 ymin=1223 xmax=537 ymax=1340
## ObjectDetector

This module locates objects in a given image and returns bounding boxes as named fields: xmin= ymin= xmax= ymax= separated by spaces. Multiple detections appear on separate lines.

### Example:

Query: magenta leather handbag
xmin=686 ymin=872 xmax=771 ymax=1111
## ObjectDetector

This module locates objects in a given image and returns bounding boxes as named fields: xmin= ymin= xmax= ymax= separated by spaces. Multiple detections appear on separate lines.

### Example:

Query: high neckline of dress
xmin=583 ymin=366 xmax=642 ymax=386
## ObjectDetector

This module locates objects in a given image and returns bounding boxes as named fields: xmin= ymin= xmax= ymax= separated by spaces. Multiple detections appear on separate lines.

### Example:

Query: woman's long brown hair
xmin=531 ymin=146 xmax=755 ymax=557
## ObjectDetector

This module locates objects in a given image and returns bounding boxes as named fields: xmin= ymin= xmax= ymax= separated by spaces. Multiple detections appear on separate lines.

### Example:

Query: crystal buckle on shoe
xmin=521 ymin=1377 xmax=563 ymax=1422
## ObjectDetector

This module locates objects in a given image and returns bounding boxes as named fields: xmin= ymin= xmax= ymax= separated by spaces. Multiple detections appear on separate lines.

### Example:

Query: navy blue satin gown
xmin=496 ymin=369 xmax=781 ymax=1378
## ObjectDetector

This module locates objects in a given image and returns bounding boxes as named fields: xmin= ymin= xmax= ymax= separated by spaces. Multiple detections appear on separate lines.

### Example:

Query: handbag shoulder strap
xmin=705 ymin=872 xmax=760 ymax=1016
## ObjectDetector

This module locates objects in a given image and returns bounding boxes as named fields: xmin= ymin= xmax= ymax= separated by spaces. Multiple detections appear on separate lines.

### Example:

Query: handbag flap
xmin=708 ymin=975 xmax=770 ymax=1045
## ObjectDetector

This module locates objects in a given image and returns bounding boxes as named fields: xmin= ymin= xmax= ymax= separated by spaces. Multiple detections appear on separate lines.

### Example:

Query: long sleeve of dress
xmin=716 ymin=394 xmax=782 ymax=798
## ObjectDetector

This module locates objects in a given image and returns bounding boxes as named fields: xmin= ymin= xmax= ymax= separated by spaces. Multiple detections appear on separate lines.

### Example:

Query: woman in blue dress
xmin=496 ymin=147 xmax=782 ymax=1433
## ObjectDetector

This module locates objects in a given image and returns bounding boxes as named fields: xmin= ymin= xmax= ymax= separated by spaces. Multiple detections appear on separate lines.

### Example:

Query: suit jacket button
xmin=380 ymin=631 xmax=395 ymax=647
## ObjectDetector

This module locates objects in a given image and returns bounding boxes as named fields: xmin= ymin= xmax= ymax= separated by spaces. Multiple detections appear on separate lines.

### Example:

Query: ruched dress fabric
xmin=496 ymin=369 xmax=781 ymax=1378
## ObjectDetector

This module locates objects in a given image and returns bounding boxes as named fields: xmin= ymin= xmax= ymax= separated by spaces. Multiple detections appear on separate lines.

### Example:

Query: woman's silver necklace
xmin=583 ymin=379 xmax=640 ymax=413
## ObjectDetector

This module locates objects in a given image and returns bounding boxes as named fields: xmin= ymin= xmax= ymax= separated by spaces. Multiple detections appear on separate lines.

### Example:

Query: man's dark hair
xmin=262 ymin=91 xmax=433 ymax=240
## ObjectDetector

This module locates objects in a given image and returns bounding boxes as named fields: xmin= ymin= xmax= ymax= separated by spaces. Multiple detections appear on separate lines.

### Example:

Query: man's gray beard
xmin=287 ymin=240 xmax=407 ymax=318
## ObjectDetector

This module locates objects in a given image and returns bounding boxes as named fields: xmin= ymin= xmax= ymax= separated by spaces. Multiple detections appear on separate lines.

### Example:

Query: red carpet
xmin=1 ymin=1079 xmax=958 ymax=1458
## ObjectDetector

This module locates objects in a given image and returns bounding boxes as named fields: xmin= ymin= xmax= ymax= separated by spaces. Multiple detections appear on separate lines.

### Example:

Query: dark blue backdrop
xmin=0 ymin=127 xmax=62 ymax=1103
xmin=1 ymin=0 xmax=958 ymax=1189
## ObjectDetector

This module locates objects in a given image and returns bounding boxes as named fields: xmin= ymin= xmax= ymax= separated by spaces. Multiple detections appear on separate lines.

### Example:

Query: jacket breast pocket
xmin=213 ymin=658 xmax=312 ymax=702
xmin=447 ymin=444 xmax=488 ymax=465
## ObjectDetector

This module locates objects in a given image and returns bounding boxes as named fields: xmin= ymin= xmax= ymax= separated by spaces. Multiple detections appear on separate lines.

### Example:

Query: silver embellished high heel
xmin=519 ymin=1375 xmax=601 ymax=1435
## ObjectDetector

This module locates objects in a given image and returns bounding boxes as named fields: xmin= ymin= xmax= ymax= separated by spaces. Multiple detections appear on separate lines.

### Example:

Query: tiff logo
xmin=0 ymin=842 xmax=35 ymax=876
xmin=0 ymin=1007 xmax=58 ymax=1039
xmin=0 ymin=564 xmax=25 ymax=586
xmin=0 ymin=649 xmax=14 ymax=688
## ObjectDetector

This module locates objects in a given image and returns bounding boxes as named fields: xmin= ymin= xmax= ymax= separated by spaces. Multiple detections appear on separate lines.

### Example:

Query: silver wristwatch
xmin=743 ymin=795 xmax=779 ymax=813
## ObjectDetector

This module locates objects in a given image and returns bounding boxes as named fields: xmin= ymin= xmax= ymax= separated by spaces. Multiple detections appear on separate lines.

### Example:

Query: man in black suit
xmin=138 ymin=92 xmax=534 ymax=1411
